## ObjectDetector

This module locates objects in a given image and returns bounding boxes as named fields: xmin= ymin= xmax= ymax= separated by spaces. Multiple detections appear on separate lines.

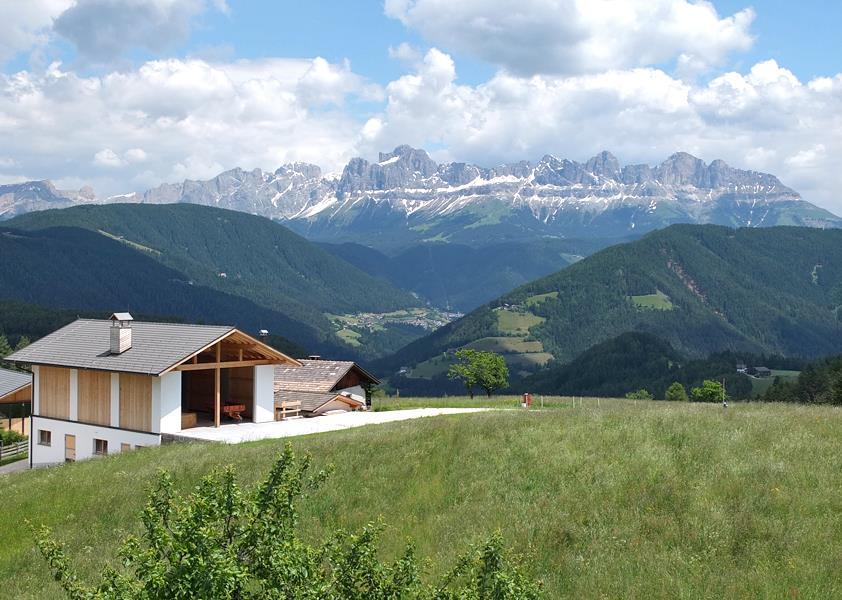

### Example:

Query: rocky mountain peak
xmin=585 ymin=151 xmax=621 ymax=180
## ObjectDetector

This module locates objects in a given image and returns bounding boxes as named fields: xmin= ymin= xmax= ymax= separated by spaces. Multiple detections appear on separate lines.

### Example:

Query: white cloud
xmin=53 ymin=0 xmax=227 ymax=64
xmin=361 ymin=48 xmax=842 ymax=213
xmin=0 ymin=57 xmax=374 ymax=196
xmin=0 ymin=0 xmax=73 ymax=63
xmin=385 ymin=0 xmax=755 ymax=76
xmin=93 ymin=148 xmax=126 ymax=168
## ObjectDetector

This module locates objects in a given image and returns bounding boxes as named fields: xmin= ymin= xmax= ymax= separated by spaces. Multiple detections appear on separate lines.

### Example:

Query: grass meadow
xmin=3 ymin=399 xmax=842 ymax=598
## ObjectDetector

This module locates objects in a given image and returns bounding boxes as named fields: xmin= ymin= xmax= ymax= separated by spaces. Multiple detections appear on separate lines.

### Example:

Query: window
xmin=93 ymin=438 xmax=108 ymax=456
xmin=121 ymin=443 xmax=131 ymax=453
xmin=38 ymin=430 xmax=51 ymax=446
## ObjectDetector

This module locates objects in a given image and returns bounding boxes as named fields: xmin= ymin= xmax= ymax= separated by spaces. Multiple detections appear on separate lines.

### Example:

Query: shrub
xmin=665 ymin=382 xmax=689 ymax=402
xmin=33 ymin=443 xmax=541 ymax=599
xmin=1 ymin=429 xmax=26 ymax=445
xmin=691 ymin=379 xmax=727 ymax=403
xmin=625 ymin=389 xmax=654 ymax=400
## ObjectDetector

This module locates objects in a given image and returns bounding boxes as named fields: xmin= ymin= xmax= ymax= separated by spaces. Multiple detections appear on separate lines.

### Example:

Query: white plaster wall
xmin=69 ymin=369 xmax=78 ymax=421
xmin=110 ymin=373 xmax=120 ymax=428
xmin=30 ymin=416 xmax=160 ymax=467
xmin=159 ymin=372 xmax=182 ymax=434
xmin=151 ymin=377 xmax=162 ymax=433
xmin=253 ymin=365 xmax=274 ymax=423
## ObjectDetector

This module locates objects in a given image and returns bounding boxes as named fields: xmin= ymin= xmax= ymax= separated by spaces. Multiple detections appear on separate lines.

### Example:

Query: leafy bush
xmin=691 ymin=380 xmax=727 ymax=403
xmin=625 ymin=389 xmax=654 ymax=400
xmin=1 ymin=429 xmax=26 ymax=445
xmin=665 ymin=382 xmax=689 ymax=402
xmin=33 ymin=443 xmax=541 ymax=599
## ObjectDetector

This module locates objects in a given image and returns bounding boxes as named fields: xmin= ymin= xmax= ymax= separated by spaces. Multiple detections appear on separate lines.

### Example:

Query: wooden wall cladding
xmin=119 ymin=373 xmax=153 ymax=432
xmin=78 ymin=370 xmax=111 ymax=426
xmin=39 ymin=366 xmax=70 ymax=419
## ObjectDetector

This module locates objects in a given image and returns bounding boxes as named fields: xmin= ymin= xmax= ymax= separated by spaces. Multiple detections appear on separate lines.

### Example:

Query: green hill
xmin=5 ymin=204 xmax=422 ymax=357
xmin=379 ymin=225 xmax=842 ymax=377
xmin=4 ymin=404 xmax=842 ymax=598
xmin=0 ymin=228 xmax=316 ymax=354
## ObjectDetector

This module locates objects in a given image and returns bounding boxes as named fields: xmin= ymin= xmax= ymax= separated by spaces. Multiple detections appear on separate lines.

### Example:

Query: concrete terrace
xmin=174 ymin=408 xmax=492 ymax=444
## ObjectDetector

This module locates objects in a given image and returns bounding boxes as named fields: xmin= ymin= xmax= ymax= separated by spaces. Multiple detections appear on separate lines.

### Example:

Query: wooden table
xmin=222 ymin=404 xmax=247 ymax=422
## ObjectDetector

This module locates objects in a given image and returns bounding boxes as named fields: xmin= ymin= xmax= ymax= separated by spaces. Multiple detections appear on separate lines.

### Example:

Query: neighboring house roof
xmin=275 ymin=389 xmax=364 ymax=414
xmin=273 ymin=359 xmax=380 ymax=394
xmin=5 ymin=319 xmax=243 ymax=376
xmin=0 ymin=366 xmax=31 ymax=400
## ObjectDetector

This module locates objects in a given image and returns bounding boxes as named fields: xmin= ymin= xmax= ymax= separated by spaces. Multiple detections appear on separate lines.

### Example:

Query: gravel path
xmin=175 ymin=408 xmax=492 ymax=444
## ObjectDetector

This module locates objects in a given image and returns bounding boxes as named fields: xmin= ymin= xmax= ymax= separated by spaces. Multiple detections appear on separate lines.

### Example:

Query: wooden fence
xmin=0 ymin=440 xmax=27 ymax=460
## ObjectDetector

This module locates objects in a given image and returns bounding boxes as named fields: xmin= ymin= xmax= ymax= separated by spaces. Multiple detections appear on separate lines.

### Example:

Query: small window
xmin=38 ymin=430 xmax=51 ymax=446
xmin=120 ymin=443 xmax=131 ymax=452
xmin=93 ymin=438 xmax=108 ymax=456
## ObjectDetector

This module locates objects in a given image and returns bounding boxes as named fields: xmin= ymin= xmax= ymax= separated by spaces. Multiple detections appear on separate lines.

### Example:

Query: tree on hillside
xmin=474 ymin=351 xmax=510 ymax=398
xmin=691 ymin=380 xmax=727 ymax=403
xmin=665 ymin=382 xmax=688 ymax=402
xmin=33 ymin=444 xmax=541 ymax=599
xmin=448 ymin=349 xmax=480 ymax=398
xmin=0 ymin=334 xmax=12 ymax=369
xmin=449 ymin=349 xmax=510 ymax=398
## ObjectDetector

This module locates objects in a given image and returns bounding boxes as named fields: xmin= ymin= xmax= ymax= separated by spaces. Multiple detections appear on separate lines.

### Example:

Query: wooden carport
xmin=162 ymin=330 xmax=299 ymax=427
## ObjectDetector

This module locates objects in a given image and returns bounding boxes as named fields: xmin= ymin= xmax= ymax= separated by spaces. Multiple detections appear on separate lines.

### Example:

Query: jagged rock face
xmin=2 ymin=147 xmax=839 ymax=247
xmin=0 ymin=181 xmax=94 ymax=218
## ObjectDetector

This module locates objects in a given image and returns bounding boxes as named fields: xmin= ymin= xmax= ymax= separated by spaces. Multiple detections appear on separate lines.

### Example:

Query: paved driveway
xmin=175 ymin=408 xmax=491 ymax=444
xmin=0 ymin=458 xmax=29 ymax=475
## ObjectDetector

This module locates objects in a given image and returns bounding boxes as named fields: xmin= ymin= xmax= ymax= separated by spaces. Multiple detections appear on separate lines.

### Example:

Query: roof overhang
xmin=161 ymin=328 xmax=301 ymax=374
xmin=0 ymin=380 xmax=32 ymax=404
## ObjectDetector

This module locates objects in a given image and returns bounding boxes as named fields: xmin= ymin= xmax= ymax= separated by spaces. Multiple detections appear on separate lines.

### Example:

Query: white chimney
xmin=109 ymin=312 xmax=133 ymax=354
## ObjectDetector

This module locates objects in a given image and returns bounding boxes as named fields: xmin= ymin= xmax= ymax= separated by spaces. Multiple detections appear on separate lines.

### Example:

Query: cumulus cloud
xmin=384 ymin=0 xmax=755 ymax=76
xmin=0 ymin=57 xmax=374 ymax=196
xmin=53 ymin=0 xmax=227 ymax=64
xmin=0 ymin=0 xmax=73 ymax=62
xmin=360 ymin=48 xmax=842 ymax=212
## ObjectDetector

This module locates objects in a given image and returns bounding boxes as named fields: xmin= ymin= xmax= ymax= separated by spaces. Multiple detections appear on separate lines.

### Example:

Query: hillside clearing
xmin=3 ymin=401 xmax=842 ymax=598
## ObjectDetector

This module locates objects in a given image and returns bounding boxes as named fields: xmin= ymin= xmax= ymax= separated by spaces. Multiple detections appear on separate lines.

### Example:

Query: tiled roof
xmin=5 ymin=319 xmax=235 ymax=376
xmin=0 ymin=367 xmax=31 ymax=399
xmin=273 ymin=359 xmax=379 ymax=393
xmin=275 ymin=389 xmax=364 ymax=413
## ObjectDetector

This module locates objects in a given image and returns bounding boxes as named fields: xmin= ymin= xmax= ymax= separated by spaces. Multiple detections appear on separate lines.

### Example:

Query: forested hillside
xmin=320 ymin=237 xmax=620 ymax=311
xmin=380 ymin=225 xmax=842 ymax=378
xmin=6 ymin=204 xmax=422 ymax=358
xmin=0 ymin=227 xmax=339 ymax=356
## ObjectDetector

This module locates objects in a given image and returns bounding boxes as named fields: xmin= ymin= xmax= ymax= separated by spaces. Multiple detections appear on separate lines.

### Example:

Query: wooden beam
xmin=214 ymin=343 xmax=221 ymax=428
xmin=174 ymin=359 xmax=277 ymax=372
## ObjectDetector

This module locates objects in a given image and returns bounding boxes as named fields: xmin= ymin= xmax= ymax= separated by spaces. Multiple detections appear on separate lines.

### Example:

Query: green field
xmin=749 ymin=370 xmax=801 ymax=396
xmin=4 ymin=400 xmax=842 ymax=598
xmin=524 ymin=291 xmax=559 ymax=308
xmin=629 ymin=290 xmax=674 ymax=310
xmin=496 ymin=308 xmax=545 ymax=334
xmin=467 ymin=336 xmax=545 ymax=354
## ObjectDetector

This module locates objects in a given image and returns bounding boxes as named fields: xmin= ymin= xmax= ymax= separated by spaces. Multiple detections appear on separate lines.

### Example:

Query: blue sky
xmin=0 ymin=0 xmax=841 ymax=212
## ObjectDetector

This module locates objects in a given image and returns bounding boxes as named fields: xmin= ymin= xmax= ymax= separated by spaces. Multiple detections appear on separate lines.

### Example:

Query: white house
xmin=6 ymin=313 xmax=299 ymax=466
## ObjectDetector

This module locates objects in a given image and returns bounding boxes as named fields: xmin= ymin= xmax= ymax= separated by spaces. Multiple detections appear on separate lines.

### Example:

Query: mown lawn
xmin=3 ymin=401 xmax=842 ymax=598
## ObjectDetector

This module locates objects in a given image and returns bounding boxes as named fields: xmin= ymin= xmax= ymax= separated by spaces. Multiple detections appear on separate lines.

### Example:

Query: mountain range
xmin=380 ymin=224 xmax=842 ymax=392
xmin=1 ymin=146 xmax=838 ymax=249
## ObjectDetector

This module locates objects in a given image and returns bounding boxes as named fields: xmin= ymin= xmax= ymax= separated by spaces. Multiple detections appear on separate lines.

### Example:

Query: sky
xmin=0 ymin=0 xmax=841 ymax=213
